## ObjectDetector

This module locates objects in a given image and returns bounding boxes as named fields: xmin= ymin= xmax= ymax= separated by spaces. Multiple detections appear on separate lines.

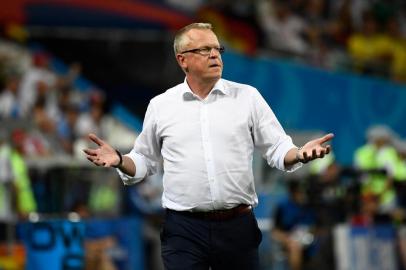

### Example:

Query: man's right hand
xmin=83 ymin=133 xmax=121 ymax=167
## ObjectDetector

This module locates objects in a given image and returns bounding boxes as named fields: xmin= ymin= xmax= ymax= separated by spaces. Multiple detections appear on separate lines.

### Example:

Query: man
xmin=354 ymin=125 xmax=397 ymax=212
xmin=84 ymin=23 xmax=333 ymax=270
xmin=272 ymin=180 xmax=316 ymax=270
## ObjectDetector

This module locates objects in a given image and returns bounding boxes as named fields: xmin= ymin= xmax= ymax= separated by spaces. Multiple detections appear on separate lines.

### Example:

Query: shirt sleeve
xmin=250 ymin=88 xmax=301 ymax=172
xmin=117 ymin=101 xmax=162 ymax=185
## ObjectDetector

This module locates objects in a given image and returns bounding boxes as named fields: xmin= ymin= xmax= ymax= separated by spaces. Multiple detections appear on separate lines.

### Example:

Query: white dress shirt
xmin=118 ymin=78 xmax=300 ymax=211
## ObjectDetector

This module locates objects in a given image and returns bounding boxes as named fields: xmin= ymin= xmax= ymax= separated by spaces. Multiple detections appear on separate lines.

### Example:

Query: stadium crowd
xmin=166 ymin=0 xmax=406 ymax=83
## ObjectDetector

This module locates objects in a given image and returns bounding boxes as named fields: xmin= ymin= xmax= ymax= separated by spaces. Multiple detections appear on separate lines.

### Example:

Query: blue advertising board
xmin=223 ymin=53 xmax=406 ymax=164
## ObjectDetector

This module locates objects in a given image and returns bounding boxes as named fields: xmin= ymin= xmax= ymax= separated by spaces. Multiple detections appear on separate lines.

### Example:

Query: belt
xmin=168 ymin=204 xmax=252 ymax=221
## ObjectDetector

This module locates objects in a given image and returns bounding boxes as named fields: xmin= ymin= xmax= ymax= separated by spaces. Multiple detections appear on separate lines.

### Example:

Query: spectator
xmin=126 ymin=172 xmax=164 ymax=270
xmin=258 ymin=0 xmax=309 ymax=56
xmin=18 ymin=52 xmax=57 ymax=116
xmin=0 ymin=130 xmax=37 ymax=221
xmin=350 ymin=192 xmax=383 ymax=226
xmin=306 ymin=153 xmax=348 ymax=269
xmin=75 ymin=91 xmax=106 ymax=139
xmin=380 ymin=17 xmax=406 ymax=82
xmin=0 ymin=72 xmax=22 ymax=119
xmin=272 ymin=179 xmax=317 ymax=270
xmin=307 ymin=152 xmax=347 ymax=228
xmin=347 ymin=11 xmax=391 ymax=76
xmin=354 ymin=125 xmax=398 ymax=214
xmin=392 ymin=139 xmax=406 ymax=211
xmin=57 ymin=103 xmax=80 ymax=154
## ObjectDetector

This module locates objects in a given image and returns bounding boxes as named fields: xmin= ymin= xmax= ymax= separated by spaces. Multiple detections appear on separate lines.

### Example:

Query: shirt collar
xmin=181 ymin=78 xmax=229 ymax=99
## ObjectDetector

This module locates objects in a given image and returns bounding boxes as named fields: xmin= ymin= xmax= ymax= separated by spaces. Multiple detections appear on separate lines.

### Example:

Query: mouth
xmin=209 ymin=63 xmax=221 ymax=68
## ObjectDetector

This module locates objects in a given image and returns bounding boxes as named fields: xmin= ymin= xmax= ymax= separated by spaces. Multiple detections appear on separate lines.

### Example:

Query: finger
xmin=319 ymin=150 xmax=325 ymax=158
xmin=302 ymin=151 xmax=308 ymax=163
xmin=88 ymin=133 xmax=104 ymax=146
xmin=312 ymin=149 xmax=317 ymax=159
xmin=87 ymin=155 xmax=104 ymax=166
xmin=325 ymin=145 xmax=331 ymax=155
xmin=86 ymin=155 xmax=96 ymax=162
xmin=87 ymin=157 xmax=98 ymax=164
xmin=316 ymin=133 xmax=334 ymax=145
xmin=94 ymin=159 xmax=105 ymax=166
xmin=83 ymin=149 xmax=98 ymax=156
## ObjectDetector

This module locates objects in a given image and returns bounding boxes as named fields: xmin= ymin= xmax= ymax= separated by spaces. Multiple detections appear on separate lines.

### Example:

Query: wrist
xmin=295 ymin=146 xmax=303 ymax=163
xmin=113 ymin=149 xmax=123 ymax=168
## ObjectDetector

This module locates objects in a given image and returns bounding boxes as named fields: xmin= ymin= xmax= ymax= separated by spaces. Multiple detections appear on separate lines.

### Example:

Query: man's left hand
xmin=297 ymin=133 xmax=334 ymax=163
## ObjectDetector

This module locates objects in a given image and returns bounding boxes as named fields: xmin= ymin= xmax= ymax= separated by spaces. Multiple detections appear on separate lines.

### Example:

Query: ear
xmin=176 ymin=54 xmax=188 ymax=72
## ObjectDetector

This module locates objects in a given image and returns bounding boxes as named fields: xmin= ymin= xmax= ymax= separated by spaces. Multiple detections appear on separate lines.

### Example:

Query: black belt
xmin=167 ymin=204 xmax=252 ymax=221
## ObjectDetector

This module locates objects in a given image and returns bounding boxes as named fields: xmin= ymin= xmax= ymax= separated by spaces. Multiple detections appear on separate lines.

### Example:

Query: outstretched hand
xmin=297 ymin=133 xmax=334 ymax=163
xmin=83 ymin=133 xmax=120 ymax=167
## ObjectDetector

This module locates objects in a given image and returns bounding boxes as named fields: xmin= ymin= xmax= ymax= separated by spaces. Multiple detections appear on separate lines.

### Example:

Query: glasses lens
xmin=201 ymin=48 xmax=212 ymax=55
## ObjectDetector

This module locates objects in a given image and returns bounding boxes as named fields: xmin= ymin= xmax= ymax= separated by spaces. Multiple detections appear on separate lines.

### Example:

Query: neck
xmin=186 ymin=76 xmax=219 ymax=99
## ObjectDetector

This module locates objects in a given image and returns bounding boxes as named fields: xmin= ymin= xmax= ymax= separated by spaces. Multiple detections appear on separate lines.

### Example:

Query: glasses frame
xmin=180 ymin=45 xmax=225 ymax=56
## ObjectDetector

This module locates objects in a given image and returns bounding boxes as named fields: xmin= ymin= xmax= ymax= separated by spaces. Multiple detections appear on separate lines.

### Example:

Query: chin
xmin=206 ymin=74 xmax=221 ymax=82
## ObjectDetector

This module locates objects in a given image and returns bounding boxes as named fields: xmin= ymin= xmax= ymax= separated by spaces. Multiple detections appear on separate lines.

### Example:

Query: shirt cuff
xmin=116 ymin=151 xmax=148 ymax=185
xmin=276 ymin=139 xmax=302 ymax=172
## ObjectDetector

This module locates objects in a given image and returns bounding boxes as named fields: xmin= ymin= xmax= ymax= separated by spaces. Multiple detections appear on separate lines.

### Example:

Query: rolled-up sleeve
xmin=251 ymin=88 xmax=301 ymax=172
xmin=116 ymin=101 xmax=162 ymax=185
xmin=116 ymin=151 xmax=148 ymax=185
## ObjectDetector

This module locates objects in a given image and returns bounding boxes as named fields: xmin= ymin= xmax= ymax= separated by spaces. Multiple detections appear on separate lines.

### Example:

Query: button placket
xmin=200 ymin=101 xmax=220 ymax=209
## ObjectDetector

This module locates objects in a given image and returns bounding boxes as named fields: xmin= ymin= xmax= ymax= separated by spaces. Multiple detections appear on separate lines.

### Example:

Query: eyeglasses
xmin=180 ymin=45 xmax=225 ymax=56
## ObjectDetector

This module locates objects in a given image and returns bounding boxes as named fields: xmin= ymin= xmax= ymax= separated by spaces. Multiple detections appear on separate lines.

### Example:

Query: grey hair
xmin=173 ymin=23 xmax=213 ymax=55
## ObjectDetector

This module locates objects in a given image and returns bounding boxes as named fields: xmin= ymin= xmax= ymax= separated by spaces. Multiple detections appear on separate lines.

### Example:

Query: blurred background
xmin=1 ymin=0 xmax=406 ymax=269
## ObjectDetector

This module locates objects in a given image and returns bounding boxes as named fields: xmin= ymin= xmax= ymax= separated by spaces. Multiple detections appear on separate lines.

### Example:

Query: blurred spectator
xmin=350 ymin=192 xmax=384 ymax=226
xmin=0 ymin=72 xmax=22 ymax=118
xmin=354 ymin=125 xmax=398 ymax=214
xmin=347 ymin=11 xmax=392 ymax=77
xmin=198 ymin=0 xmax=261 ymax=54
xmin=272 ymin=179 xmax=317 ymax=270
xmin=307 ymin=153 xmax=347 ymax=228
xmin=74 ymin=90 xmax=137 ymax=159
xmin=392 ymin=139 xmax=406 ymax=211
xmin=301 ymin=0 xmax=335 ymax=68
xmin=11 ymin=128 xmax=49 ymax=157
xmin=56 ymin=103 xmax=80 ymax=154
xmin=371 ymin=0 xmax=398 ymax=26
xmin=301 ymin=0 xmax=329 ymax=36
xmin=305 ymin=152 xmax=349 ymax=269
xmin=126 ymin=172 xmax=164 ymax=270
xmin=0 ymin=130 xmax=37 ymax=222
xmin=258 ymin=0 xmax=309 ymax=56
xmin=18 ymin=52 xmax=57 ymax=116
xmin=88 ymin=177 xmax=120 ymax=217
xmin=289 ymin=0 xmax=306 ymax=17
xmin=75 ymin=90 xmax=106 ymax=138
xmin=399 ymin=5 xmax=406 ymax=36
xmin=32 ymin=98 xmax=67 ymax=156
xmin=329 ymin=0 xmax=373 ymax=31
xmin=73 ymin=90 xmax=108 ymax=159
xmin=0 ymin=131 xmax=15 ymax=223
xmin=72 ymin=203 xmax=119 ymax=270
xmin=326 ymin=0 xmax=354 ymax=48
xmin=380 ymin=17 xmax=406 ymax=82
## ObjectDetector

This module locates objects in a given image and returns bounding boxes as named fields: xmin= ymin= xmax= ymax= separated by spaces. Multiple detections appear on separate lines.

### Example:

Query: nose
xmin=209 ymin=47 xmax=220 ymax=58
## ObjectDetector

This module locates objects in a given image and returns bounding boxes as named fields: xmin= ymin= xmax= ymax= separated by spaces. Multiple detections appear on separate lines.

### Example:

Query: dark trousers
xmin=160 ymin=209 xmax=262 ymax=270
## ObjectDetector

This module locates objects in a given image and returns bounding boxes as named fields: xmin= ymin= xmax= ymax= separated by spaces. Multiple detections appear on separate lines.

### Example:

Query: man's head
xmin=174 ymin=23 xmax=223 ymax=84
xmin=366 ymin=125 xmax=394 ymax=148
